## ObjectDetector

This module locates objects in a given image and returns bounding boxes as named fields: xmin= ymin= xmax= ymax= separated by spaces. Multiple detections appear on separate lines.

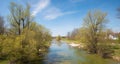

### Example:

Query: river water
xmin=44 ymin=40 xmax=119 ymax=64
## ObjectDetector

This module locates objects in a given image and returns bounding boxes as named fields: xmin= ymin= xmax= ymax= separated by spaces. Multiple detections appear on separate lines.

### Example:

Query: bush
xmin=0 ymin=28 xmax=51 ymax=64
xmin=97 ymin=44 xmax=114 ymax=58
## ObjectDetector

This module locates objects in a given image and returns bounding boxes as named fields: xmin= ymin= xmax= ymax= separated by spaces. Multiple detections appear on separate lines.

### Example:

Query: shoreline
xmin=112 ymin=56 xmax=120 ymax=62
xmin=68 ymin=43 xmax=84 ymax=48
xmin=62 ymin=40 xmax=85 ymax=49
xmin=63 ymin=40 xmax=120 ymax=62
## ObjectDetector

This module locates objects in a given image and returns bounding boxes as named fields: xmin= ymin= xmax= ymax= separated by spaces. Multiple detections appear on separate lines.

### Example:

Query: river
xmin=43 ymin=40 xmax=119 ymax=64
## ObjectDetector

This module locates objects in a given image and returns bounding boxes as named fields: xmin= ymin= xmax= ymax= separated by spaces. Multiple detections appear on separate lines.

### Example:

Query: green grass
xmin=113 ymin=48 xmax=120 ymax=56
xmin=114 ymin=49 xmax=120 ymax=56
xmin=111 ymin=43 xmax=120 ymax=56
xmin=0 ymin=60 xmax=8 ymax=64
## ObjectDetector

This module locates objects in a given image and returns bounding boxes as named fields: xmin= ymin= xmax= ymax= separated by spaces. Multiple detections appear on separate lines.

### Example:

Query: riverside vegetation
xmin=67 ymin=10 xmax=120 ymax=61
xmin=0 ymin=2 xmax=51 ymax=64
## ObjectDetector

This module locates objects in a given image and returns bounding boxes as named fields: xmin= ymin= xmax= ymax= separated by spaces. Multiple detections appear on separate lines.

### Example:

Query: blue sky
xmin=0 ymin=0 xmax=120 ymax=36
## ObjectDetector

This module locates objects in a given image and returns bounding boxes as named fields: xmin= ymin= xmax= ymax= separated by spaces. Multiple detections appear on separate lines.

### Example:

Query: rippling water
xmin=44 ymin=40 xmax=119 ymax=64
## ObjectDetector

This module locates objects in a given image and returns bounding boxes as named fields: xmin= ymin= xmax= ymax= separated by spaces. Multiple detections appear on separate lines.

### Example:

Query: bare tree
xmin=117 ymin=7 xmax=120 ymax=19
xmin=0 ymin=16 xmax=4 ymax=35
xmin=8 ymin=2 xmax=32 ymax=35
xmin=83 ymin=10 xmax=108 ymax=54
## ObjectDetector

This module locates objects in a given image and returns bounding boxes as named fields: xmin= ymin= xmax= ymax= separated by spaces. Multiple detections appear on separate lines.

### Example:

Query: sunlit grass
xmin=0 ymin=60 xmax=8 ymax=64
xmin=78 ymin=54 xmax=114 ymax=64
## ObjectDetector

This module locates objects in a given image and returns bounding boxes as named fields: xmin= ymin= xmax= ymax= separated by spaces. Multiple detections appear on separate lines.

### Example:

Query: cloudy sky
xmin=0 ymin=0 xmax=120 ymax=36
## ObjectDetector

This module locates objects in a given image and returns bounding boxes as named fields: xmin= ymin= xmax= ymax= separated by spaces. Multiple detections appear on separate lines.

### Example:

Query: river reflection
xmin=44 ymin=40 xmax=118 ymax=64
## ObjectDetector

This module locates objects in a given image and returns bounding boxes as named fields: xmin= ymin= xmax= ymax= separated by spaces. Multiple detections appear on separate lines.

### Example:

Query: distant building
xmin=108 ymin=34 xmax=118 ymax=40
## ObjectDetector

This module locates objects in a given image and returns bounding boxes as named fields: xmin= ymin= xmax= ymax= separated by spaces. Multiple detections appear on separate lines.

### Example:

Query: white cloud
xmin=43 ymin=7 xmax=79 ymax=20
xmin=32 ymin=0 xmax=50 ymax=16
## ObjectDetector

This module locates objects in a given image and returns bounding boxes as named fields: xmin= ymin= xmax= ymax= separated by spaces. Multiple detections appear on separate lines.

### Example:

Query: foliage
xmin=67 ymin=10 xmax=114 ymax=58
xmin=0 ymin=2 xmax=52 ymax=64
xmin=97 ymin=44 xmax=114 ymax=58
xmin=56 ymin=35 xmax=61 ymax=41
xmin=83 ymin=10 xmax=108 ymax=53
xmin=117 ymin=33 xmax=120 ymax=43
xmin=8 ymin=2 xmax=32 ymax=35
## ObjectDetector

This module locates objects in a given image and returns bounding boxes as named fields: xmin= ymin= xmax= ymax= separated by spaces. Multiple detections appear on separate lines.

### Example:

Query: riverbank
xmin=112 ymin=44 xmax=120 ymax=62
xmin=45 ymin=40 xmax=118 ymax=64
xmin=62 ymin=39 xmax=85 ymax=49
xmin=63 ymin=39 xmax=120 ymax=62
xmin=68 ymin=43 xmax=85 ymax=49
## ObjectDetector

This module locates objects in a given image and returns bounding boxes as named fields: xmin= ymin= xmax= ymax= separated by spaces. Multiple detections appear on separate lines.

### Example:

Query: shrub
xmin=97 ymin=44 xmax=114 ymax=58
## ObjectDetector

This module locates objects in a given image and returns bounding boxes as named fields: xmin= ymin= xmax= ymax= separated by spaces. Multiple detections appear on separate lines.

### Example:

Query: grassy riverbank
xmin=62 ymin=38 xmax=86 ymax=49
xmin=62 ymin=38 xmax=120 ymax=62
xmin=112 ymin=44 xmax=120 ymax=61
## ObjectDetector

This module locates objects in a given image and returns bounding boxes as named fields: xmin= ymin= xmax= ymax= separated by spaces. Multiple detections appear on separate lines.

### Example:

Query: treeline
xmin=0 ymin=2 xmax=51 ymax=64
xmin=67 ymin=10 xmax=120 ymax=58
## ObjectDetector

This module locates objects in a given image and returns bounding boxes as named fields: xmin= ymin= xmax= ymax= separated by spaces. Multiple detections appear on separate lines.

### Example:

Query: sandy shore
xmin=112 ymin=56 xmax=120 ymax=62
xmin=68 ymin=43 xmax=84 ymax=48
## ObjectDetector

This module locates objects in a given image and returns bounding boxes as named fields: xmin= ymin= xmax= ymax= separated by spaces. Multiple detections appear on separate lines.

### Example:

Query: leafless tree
xmin=117 ymin=7 xmax=120 ymax=19
xmin=0 ymin=16 xmax=4 ymax=35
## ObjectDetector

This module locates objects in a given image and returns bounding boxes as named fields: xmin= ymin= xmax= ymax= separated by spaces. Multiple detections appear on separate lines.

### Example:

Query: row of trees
xmin=0 ymin=2 xmax=51 ymax=64
xmin=67 ymin=10 xmax=120 ymax=58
